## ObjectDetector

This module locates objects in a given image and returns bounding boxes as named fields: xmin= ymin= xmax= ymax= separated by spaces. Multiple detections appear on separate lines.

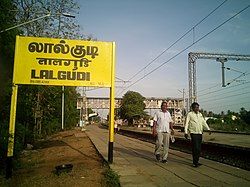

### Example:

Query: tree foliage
xmin=0 ymin=0 xmax=21 ymax=172
xmin=120 ymin=91 xmax=147 ymax=124
xmin=11 ymin=0 xmax=82 ymax=137
xmin=0 ymin=0 xmax=20 ymax=120
xmin=239 ymin=107 xmax=250 ymax=125
xmin=13 ymin=0 xmax=83 ymax=39
xmin=206 ymin=108 xmax=250 ymax=132
xmin=0 ymin=0 xmax=84 ymax=171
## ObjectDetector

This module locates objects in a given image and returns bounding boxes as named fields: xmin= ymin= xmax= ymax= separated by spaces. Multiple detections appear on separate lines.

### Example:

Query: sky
xmin=76 ymin=0 xmax=250 ymax=114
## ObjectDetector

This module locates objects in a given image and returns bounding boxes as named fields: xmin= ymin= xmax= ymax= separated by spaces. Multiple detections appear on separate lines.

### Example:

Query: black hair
xmin=161 ymin=101 xmax=168 ymax=107
xmin=191 ymin=102 xmax=199 ymax=109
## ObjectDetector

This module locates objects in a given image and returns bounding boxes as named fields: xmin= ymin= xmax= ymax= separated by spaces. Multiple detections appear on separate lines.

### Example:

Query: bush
xmin=0 ymin=121 xmax=31 ymax=174
xmin=207 ymin=118 xmax=250 ymax=132
xmin=103 ymin=168 xmax=120 ymax=187
xmin=0 ymin=121 xmax=9 ymax=174
xmin=42 ymin=118 xmax=61 ymax=136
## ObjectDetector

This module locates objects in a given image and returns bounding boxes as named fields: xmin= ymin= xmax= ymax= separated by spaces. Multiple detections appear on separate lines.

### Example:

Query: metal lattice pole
xmin=188 ymin=52 xmax=250 ymax=111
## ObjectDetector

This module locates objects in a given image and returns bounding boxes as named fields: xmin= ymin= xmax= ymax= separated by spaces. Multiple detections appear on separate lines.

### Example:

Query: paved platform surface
xmin=86 ymin=124 xmax=250 ymax=187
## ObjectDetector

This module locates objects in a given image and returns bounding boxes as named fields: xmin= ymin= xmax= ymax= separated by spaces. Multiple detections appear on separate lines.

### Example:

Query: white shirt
xmin=149 ymin=120 xmax=154 ymax=127
xmin=153 ymin=110 xmax=173 ymax=133
xmin=185 ymin=111 xmax=210 ymax=134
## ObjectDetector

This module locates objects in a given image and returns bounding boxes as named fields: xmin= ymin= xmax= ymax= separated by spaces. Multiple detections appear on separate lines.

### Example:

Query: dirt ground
xmin=0 ymin=128 xmax=109 ymax=187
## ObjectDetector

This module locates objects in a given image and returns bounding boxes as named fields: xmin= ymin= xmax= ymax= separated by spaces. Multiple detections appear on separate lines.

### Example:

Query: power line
xmin=225 ymin=67 xmax=245 ymax=74
xmin=199 ymin=84 xmax=250 ymax=99
xmin=198 ymin=75 xmax=250 ymax=97
xmin=127 ymin=0 xmax=228 ymax=81
xmin=79 ymin=76 xmax=129 ymax=93
xmin=117 ymin=4 xmax=250 ymax=97
xmin=226 ymin=71 xmax=249 ymax=86
xmin=201 ymin=91 xmax=250 ymax=103
xmin=199 ymin=70 xmax=249 ymax=94
xmin=115 ymin=76 xmax=129 ymax=82
xmin=199 ymin=83 xmax=221 ymax=93
xmin=199 ymin=81 xmax=250 ymax=98
xmin=204 ymin=99 xmax=250 ymax=111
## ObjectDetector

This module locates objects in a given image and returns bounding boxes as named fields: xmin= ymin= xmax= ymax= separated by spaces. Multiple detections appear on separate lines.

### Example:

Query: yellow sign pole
xmin=108 ymin=42 xmax=116 ymax=163
xmin=6 ymin=84 xmax=18 ymax=178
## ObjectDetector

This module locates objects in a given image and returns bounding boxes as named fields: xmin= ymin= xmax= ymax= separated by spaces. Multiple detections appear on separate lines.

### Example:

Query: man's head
xmin=161 ymin=101 xmax=168 ymax=112
xmin=191 ymin=102 xmax=199 ymax=113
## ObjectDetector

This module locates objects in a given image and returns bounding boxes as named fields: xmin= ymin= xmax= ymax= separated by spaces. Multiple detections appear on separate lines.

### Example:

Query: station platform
xmin=85 ymin=124 xmax=250 ymax=187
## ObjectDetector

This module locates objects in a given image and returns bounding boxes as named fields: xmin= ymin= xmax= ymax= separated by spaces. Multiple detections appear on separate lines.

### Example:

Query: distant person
xmin=114 ymin=117 xmax=118 ymax=133
xmin=117 ymin=119 xmax=122 ymax=131
xmin=184 ymin=102 xmax=211 ymax=167
xmin=153 ymin=101 xmax=174 ymax=163
xmin=149 ymin=118 xmax=154 ymax=130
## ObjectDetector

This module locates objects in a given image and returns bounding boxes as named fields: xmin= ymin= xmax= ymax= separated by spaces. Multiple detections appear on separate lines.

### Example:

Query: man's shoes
xmin=192 ymin=163 xmax=198 ymax=167
xmin=156 ymin=154 xmax=160 ymax=162
xmin=162 ymin=159 xmax=167 ymax=163
xmin=193 ymin=163 xmax=202 ymax=167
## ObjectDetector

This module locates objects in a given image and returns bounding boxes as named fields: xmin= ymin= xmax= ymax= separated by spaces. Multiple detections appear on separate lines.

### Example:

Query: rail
xmin=117 ymin=128 xmax=250 ymax=171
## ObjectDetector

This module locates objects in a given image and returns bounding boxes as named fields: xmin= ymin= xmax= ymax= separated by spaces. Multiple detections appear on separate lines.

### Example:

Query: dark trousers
xmin=190 ymin=134 xmax=202 ymax=165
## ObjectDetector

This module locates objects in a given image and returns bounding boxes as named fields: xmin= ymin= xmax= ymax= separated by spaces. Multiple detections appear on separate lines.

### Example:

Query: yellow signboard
xmin=13 ymin=36 xmax=114 ymax=87
xmin=7 ymin=36 xmax=116 ymax=176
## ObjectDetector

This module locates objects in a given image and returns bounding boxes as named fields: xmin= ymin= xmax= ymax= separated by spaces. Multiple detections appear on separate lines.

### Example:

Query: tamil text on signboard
xmin=13 ymin=36 xmax=114 ymax=87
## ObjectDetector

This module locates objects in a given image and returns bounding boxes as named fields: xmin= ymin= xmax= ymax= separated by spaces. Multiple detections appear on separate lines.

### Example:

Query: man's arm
xmin=168 ymin=112 xmax=174 ymax=134
xmin=201 ymin=115 xmax=211 ymax=135
xmin=184 ymin=113 xmax=190 ymax=139
xmin=153 ymin=121 xmax=157 ymax=137
xmin=170 ymin=122 xmax=174 ymax=135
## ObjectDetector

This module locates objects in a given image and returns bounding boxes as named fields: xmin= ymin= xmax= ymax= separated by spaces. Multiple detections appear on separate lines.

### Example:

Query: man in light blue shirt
xmin=153 ymin=101 xmax=174 ymax=163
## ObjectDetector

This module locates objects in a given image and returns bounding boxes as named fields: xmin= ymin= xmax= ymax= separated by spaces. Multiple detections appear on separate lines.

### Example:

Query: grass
xmin=103 ymin=167 xmax=120 ymax=187
xmin=208 ymin=122 xmax=250 ymax=133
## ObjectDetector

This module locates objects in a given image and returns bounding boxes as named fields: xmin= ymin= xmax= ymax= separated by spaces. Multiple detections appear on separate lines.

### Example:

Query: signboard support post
xmin=6 ymin=84 xmax=18 ymax=178
xmin=108 ymin=42 xmax=116 ymax=163
xmin=62 ymin=86 xmax=64 ymax=130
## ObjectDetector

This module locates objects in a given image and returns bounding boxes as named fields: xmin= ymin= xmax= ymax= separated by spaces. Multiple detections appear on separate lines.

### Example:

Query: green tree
xmin=120 ymin=91 xmax=147 ymax=125
xmin=12 ymin=0 xmax=84 ymax=137
xmin=14 ymin=0 xmax=82 ymax=38
xmin=0 ymin=0 xmax=86 ymax=173
xmin=0 ymin=0 xmax=21 ymax=172
xmin=240 ymin=107 xmax=250 ymax=125
xmin=0 ymin=0 xmax=20 ymax=120
xmin=1 ymin=0 xmax=84 ymax=146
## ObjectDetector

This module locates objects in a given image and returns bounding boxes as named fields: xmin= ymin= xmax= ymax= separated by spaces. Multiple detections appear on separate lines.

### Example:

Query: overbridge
xmin=77 ymin=97 xmax=185 ymax=124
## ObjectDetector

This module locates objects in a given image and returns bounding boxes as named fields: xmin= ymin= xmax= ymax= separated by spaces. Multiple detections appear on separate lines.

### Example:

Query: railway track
xmin=118 ymin=128 xmax=250 ymax=171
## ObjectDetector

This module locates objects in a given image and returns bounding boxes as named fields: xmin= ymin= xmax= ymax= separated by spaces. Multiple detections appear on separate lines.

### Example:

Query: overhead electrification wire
xmin=117 ymin=4 xmax=250 ymax=97
xmin=198 ymin=74 xmax=250 ymax=97
xmin=127 ymin=0 xmax=228 ymax=82
xmin=225 ymin=71 xmax=249 ymax=86
xmin=115 ymin=76 xmax=128 ymax=82
xmin=199 ymin=84 xmax=250 ymax=100
xmin=199 ymin=81 xmax=250 ymax=97
xmin=225 ymin=67 xmax=245 ymax=74
xmin=198 ymin=83 xmax=221 ymax=93
xmin=199 ymin=70 xmax=249 ymax=93
xmin=204 ymin=100 xmax=250 ymax=111
xmin=80 ymin=76 xmax=127 ymax=93
xmin=201 ymin=91 xmax=250 ymax=103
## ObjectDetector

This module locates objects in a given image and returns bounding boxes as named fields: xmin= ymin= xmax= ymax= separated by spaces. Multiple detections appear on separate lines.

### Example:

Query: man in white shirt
xmin=153 ymin=101 xmax=174 ymax=163
xmin=149 ymin=118 xmax=154 ymax=130
xmin=184 ymin=102 xmax=211 ymax=167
